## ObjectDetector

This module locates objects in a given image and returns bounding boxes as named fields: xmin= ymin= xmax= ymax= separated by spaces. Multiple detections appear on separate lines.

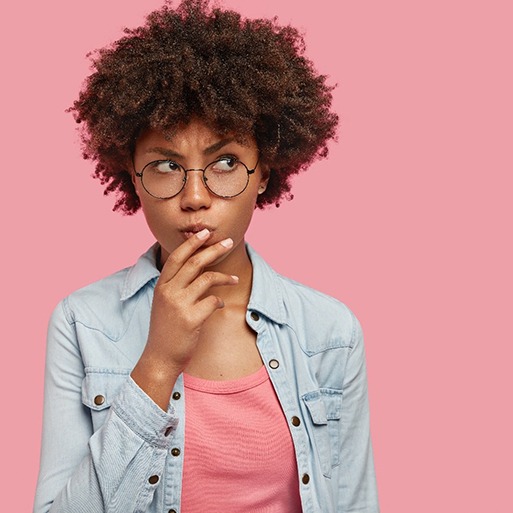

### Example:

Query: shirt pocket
xmin=81 ymin=368 xmax=131 ymax=432
xmin=302 ymin=388 xmax=343 ymax=478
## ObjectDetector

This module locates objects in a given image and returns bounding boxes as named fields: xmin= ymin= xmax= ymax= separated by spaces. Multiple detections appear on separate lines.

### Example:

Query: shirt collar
xmin=246 ymin=244 xmax=286 ymax=325
xmin=120 ymin=243 xmax=161 ymax=301
xmin=120 ymin=242 xmax=287 ymax=325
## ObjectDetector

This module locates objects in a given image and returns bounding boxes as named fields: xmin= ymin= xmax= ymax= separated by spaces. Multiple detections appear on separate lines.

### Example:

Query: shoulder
xmin=52 ymin=245 xmax=159 ymax=341
xmin=276 ymin=272 xmax=361 ymax=349
xmin=247 ymin=244 xmax=361 ymax=351
xmin=63 ymin=266 xmax=131 ymax=320
xmin=53 ymin=267 xmax=134 ymax=341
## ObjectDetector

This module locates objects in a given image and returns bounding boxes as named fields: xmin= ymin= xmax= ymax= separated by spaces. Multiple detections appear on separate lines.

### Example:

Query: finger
xmin=193 ymin=294 xmax=227 ymax=322
xmin=187 ymin=271 xmax=239 ymax=299
xmin=159 ymin=228 xmax=212 ymax=282
xmin=171 ymin=237 xmax=235 ymax=288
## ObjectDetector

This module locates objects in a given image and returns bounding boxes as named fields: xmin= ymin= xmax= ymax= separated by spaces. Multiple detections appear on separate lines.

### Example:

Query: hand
xmin=148 ymin=228 xmax=238 ymax=367
xmin=131 ymin=229 xmax=238 ymax=408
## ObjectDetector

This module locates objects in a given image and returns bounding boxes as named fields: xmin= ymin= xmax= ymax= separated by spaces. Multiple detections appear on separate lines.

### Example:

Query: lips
xmin=180 ymin=224 xmax=214 ymax=239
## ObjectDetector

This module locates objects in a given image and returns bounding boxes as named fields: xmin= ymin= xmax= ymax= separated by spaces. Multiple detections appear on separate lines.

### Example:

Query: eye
xmin=210 ymin=157 xmax=241 ymax=173
xmin=149 ymin=160 xmax=182 ymax=174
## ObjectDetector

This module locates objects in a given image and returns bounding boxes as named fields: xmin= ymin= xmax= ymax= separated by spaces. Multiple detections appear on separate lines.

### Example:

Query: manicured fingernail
xmin=220 ymin=238 xmax=233 ymax=248
xmin=196 ymin=228 xmax=210 ymax=240
xmin=231 ymin=275 xmax=239 ymax=282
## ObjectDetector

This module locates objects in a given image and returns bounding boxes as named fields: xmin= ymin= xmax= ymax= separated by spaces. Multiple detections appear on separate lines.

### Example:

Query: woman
xmin=34 ymin=1 xmax=379 ymax=511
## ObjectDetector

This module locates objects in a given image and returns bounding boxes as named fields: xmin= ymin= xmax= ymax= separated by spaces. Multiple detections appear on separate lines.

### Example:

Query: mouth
xmin=180 ymin=224 xmax=215 ymax=240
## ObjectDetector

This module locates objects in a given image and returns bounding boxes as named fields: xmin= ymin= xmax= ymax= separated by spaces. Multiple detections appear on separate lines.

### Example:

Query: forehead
xmin=137 ymin=119 xmax=255 ymax=151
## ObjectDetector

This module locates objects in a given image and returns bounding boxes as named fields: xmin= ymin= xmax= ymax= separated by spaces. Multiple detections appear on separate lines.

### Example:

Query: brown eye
xmin=152 ymin=160 xmax=182 ymax=174
xmin=210 ymin=157 xmax=240 ymax=173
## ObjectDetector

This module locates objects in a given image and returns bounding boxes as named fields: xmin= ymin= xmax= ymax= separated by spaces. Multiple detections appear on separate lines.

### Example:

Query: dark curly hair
xmin=70 ymin=0 xmax=338 ymax=214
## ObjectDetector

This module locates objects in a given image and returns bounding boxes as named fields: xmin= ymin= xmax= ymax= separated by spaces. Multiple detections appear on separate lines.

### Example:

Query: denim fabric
xmin=34 ymin=244 xmax=379 ymax=513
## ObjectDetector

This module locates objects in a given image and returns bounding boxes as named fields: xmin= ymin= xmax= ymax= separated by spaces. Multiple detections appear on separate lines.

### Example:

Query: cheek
xmin=139 ymin=199 xmax=177 ymax=238
xmin=229 ymin=198 xmax=259 ymax=238
xmin=139 ymin=206 xmax=162 ymax=241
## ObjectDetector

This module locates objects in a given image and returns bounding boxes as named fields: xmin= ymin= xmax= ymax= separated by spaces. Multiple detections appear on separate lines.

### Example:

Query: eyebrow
xmin=145 ymin=137 xmax=237 ymax=159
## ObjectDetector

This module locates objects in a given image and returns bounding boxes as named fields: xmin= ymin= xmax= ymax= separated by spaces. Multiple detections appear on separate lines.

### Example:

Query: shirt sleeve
xmin=337 ymin=313 xmax=380 ymax=512
xmin=34 ymin=300 xmax=178 ymax=513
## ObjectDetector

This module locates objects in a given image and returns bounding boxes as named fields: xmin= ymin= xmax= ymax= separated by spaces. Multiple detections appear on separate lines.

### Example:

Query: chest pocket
xmin=302 ymin=389 xmax=343 ymax=478
xmin=82 ymin=369 xmax=131 ymax=432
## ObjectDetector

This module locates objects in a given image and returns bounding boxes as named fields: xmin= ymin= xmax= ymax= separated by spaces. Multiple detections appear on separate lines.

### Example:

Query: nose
xmin=179 ymin=169 xmax=212 ymax=211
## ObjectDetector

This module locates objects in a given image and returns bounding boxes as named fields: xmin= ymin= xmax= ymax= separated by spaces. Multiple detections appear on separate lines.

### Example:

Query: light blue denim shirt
xmin=34 ymin=244 xmax=379 ymax=513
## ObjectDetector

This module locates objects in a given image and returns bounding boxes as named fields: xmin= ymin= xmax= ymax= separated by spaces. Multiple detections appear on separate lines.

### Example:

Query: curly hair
xmin=70 ymin=0 xmax=338 ymax=214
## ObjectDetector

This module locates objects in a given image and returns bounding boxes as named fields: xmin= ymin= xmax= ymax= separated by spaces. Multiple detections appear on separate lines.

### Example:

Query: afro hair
xmin=70 ymin=0 xmax=338 ymax=213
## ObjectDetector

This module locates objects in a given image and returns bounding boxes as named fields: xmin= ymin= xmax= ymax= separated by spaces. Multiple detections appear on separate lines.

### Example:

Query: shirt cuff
xmin=111 ymin=376 xmax=178 ymax=448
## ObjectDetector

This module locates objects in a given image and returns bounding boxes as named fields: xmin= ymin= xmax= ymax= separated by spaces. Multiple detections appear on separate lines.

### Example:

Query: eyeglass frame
xmin=133 ymin=156 xmax=260 ymax=200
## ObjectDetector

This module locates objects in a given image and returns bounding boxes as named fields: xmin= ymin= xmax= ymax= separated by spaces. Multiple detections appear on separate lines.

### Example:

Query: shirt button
xmin=164 ymin=427 xmax=173 ymax=437
xmin=268 ymin=359 xmax=280 ymax=369
xmin=172 ymin=392 xmax=181 ymax=400
xmin=94 ymin=395 xmax=105 ymax=406
xmin=291 ymin=416 xmax=301 ymax=427
xmin=148 ymin=475 xmax=159 ymax=484
xmin=171 ymin=447 xmax=181 ymax=457
xmin=302 ymin=473 xmax=310 ymax=485
xmin=250 ymin=312 xmax=260 ymax=321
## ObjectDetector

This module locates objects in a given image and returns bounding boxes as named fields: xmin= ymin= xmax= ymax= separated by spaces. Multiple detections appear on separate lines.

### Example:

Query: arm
xmin=34 ymin=301 xmax=177 ymax=513
xmin=130 ymin=230 xmax=237 ymax=409
xmin=35 ymin=231 xmax=237 ymax=512
xmin=337 ymin=315 xmax=379 ymax=512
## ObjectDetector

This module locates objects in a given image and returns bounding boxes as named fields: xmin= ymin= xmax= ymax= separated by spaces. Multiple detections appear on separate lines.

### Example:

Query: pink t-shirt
xmin=181 ymin=365 xmax=303 ymax=512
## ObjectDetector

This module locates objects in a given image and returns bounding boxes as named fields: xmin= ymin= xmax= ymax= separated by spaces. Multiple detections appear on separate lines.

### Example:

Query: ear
xmin=258 ymin=165 xmax=270 ymax=195
xmin=128 ymin=159 xmax=140 ymax=196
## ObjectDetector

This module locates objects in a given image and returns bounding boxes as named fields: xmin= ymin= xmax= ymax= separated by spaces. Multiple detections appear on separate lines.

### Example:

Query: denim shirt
xmin=34 ymin=244 xmax=379 ymax=513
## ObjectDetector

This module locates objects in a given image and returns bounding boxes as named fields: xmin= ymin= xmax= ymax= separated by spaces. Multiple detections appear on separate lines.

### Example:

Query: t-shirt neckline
xmin=183 ymin=365 xmax=268 ymax=394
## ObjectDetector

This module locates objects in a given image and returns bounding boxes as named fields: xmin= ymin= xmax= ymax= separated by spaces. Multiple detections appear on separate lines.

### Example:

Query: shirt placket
xmin=248 ymin=309 xmax=317 ymax=513
xmin=163 ymin=373 xmax=186 ymax=513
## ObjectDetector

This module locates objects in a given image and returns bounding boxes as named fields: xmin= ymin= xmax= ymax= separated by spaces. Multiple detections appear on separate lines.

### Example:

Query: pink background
xmin=2 ymin=0 xmax=512 ymax=511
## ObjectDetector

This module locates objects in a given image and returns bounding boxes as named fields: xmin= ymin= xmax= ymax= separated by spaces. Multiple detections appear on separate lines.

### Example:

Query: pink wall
xmin=2 ymin=0 xmax=512 ymax=511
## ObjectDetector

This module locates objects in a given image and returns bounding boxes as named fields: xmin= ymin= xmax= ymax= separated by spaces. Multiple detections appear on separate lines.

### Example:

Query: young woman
xmin=34 ymin=1 xmax=379 ymax=512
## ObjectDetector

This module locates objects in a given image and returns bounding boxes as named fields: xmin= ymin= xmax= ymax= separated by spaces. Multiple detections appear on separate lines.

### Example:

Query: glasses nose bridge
xmin=182 ymin=167 xmax=209 ymax=191
xmin=184 ymin=167 xmax=206 ymax=175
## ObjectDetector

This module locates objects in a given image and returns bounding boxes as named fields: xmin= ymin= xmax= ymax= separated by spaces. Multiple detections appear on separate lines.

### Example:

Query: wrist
xmin=131 ymin=353 xmax=182 ymax=411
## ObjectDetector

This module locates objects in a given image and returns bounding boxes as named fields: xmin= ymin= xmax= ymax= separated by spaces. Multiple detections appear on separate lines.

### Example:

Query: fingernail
xmin=196 ymin=228 xmax=210 ymax=240
xmin=220 ymin=238 xmax=233 ymax=248
xmin=231 ymin=275 xmax=239 ymax=282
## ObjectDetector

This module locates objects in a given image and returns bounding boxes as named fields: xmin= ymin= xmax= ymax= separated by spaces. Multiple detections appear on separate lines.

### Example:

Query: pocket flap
xmin=304 ymin=395 xmax=328 ymax=425
xmin=303 ymin=388 xmax=343 ymax=424
xmin=82 ymin=369 xmax=131 ymax=411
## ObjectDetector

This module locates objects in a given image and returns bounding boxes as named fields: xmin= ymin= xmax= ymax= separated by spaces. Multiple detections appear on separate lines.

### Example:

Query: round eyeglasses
xmin=134 ymin=156 xmax=258 ymax=199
